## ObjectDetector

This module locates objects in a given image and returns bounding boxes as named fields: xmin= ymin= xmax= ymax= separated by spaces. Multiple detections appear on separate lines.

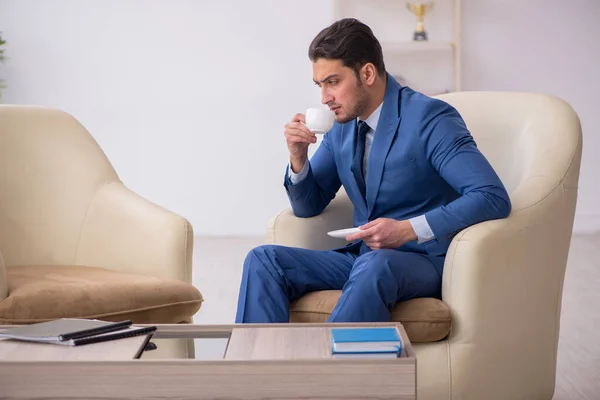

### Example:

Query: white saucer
xmin=327 ymin=227 xmax=361 ymax=239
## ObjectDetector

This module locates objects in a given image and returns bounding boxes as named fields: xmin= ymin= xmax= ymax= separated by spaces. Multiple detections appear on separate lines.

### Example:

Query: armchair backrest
xmin=0 ymin=106 xmax=120 ymax=267
xmin=434 ymin=91 xmax=582 ymax=213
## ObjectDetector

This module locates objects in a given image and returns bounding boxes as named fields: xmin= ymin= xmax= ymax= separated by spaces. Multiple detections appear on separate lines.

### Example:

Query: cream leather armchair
xmin=0 ymin=105 xmax=202 ymax=332
xmin=267 ymin=92 xmax=582 ymax=400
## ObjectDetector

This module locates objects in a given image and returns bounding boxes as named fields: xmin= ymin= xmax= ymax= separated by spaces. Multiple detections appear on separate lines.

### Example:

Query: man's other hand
xmin=346 ymin=218 xmax=418 ymax=250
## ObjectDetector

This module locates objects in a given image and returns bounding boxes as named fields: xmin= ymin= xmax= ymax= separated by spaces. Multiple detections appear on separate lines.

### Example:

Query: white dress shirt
xmin=289 ymin=103 xmax=435 ymax=244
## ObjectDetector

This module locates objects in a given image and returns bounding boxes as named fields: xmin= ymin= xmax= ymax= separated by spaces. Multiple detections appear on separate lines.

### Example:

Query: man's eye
xmin=329 ymin=80 xmax=338 ymax=85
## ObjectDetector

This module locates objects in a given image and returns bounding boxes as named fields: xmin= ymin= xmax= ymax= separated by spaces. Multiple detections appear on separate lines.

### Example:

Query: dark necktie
xmin=351 ymin=120 xmax=370 ymax=199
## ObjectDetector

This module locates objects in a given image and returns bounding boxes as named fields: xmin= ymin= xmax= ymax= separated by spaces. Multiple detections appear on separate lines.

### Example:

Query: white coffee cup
xmin=305 ymin=107 xmax=335 ymax=134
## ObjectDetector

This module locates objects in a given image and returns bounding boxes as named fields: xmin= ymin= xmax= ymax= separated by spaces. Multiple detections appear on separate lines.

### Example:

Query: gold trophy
xmin=406 ymin=2 xmax=434 ymax=41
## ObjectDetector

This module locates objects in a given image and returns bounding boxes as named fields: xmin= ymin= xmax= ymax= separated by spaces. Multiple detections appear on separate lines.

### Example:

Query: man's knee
xmin=243 ymin=245 xmax=284 ymax=282
xmin=245 ymin=244 xmax=274 ymax=265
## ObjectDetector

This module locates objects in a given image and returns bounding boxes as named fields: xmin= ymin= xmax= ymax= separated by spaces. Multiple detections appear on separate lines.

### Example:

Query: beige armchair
xmin=267 ymin=92 xmax=582 ymax=400
xmin=0 ymin=105 xmax=202 ymax=327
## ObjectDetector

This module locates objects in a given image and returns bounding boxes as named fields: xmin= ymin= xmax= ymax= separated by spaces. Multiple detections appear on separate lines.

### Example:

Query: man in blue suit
xmin=235 ymin=18 xmax=511 ymax=323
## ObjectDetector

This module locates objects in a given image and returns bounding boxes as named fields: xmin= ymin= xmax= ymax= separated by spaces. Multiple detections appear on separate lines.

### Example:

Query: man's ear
xmin=361 ymin=63 xmax=377 ymax=86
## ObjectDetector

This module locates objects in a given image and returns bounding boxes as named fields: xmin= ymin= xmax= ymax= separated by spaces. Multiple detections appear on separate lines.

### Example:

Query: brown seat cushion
xmin=290 ymin=290 xmax=451 ymax=343
xmin=0 ymin=265 xmax=203 ymax=324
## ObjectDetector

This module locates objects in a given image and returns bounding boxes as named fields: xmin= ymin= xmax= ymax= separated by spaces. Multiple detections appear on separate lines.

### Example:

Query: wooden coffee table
xmin=0 ymin=322 xmax=416 ymax=399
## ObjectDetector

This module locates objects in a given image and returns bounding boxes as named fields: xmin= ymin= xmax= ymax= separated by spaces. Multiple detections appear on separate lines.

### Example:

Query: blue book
xmin=332 ymin=350 xmax=399 ymax=359
xmin=331 ymin=327 xmax=402 ymax=354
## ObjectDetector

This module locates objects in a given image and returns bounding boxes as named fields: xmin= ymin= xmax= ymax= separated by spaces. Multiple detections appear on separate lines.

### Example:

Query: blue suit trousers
xmin=234 ymin=245 xmax=444 ymax=323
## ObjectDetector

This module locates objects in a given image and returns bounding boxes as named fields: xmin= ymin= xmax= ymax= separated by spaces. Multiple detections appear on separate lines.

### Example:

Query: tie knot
xmin=357 ymin=120 xmax=370 ymax=137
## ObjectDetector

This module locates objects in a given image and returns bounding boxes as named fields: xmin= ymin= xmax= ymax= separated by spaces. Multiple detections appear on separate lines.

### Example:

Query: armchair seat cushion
xmin=290 ymin=290 xmax=451 ymax=343
xmin=0 ymin=265 xmax=203 ymax=324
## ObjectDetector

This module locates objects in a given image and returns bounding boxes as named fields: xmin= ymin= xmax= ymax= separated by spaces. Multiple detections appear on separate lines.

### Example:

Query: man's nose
xmin=321 ymin=89 xmax=333 ymax=105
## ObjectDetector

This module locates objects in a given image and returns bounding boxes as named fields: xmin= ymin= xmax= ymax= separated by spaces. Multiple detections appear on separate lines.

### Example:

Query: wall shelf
xmin=381 ymin=41 xmax=454 ymax=53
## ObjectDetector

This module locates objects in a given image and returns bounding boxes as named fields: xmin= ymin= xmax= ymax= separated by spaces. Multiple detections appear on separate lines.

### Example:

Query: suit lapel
xmin=341 ymin=120 xmax=367 ymax=212
xmin=366 ymin=74 xmax=403 ymax=217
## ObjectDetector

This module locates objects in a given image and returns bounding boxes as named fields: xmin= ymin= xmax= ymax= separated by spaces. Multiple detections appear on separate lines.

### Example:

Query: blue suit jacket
xmin=284 ymin=74 xmax=511 ymax=257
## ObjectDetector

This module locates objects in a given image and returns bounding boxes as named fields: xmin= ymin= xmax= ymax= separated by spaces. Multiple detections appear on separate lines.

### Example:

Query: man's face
xmin=312 ymin=58 xmax=369 ymax=124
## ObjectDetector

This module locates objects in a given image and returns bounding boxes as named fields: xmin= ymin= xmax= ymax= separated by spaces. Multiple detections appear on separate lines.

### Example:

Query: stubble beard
xmin=335 ymin=83 xmax=370 ymax=124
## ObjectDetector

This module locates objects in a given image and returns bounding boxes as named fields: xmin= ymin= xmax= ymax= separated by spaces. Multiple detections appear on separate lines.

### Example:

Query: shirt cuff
xmin=288 ymin=159 xmax=309 ymax=184
xmin=409 ymin=215 xmax=436 ymax=244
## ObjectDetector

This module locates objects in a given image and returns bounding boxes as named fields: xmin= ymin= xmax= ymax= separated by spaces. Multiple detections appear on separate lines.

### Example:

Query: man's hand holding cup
xmin=284 ymin=108 xmax=335 ymax=173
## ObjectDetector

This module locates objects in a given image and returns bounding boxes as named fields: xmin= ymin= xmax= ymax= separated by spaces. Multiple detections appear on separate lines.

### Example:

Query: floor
xmin=192 ymin=233 xmax=600 ymax=400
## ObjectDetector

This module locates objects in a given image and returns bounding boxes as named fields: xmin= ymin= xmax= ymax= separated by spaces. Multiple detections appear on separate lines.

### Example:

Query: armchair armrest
xmin=266 ymin=189 xmax=354 ymax=249
xmin=75 ymin=182 xmax=193 ymax=282
xmin=442 ymin=177 xmax=577 ymax=397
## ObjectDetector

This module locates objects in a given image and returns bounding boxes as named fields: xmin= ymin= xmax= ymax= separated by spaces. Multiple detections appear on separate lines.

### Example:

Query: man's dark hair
xmin=308 ymin=18 xmax=386 ymax=78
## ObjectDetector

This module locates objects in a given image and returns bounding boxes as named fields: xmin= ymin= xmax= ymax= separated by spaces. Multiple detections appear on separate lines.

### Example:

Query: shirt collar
xmin=358 ymin=101 xmax=384 ymax=132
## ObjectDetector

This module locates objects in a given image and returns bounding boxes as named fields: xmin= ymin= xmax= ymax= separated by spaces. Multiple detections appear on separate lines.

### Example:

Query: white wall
xmin=0 ymin=0 xmax=598 ymax=235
